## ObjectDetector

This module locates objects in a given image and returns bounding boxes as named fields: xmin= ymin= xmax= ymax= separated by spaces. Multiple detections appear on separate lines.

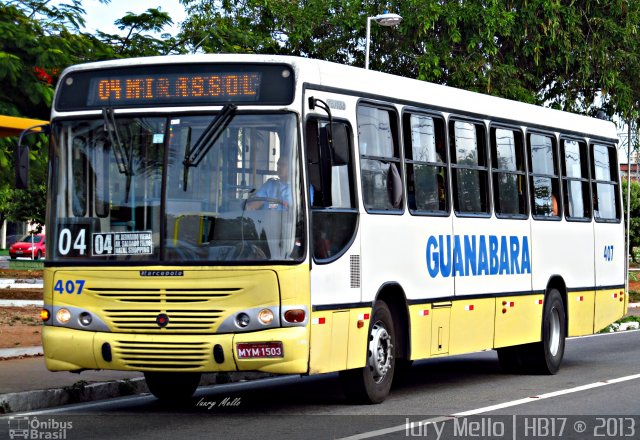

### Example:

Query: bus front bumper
xmin=42 ymin=326 xmax=309 ymax=375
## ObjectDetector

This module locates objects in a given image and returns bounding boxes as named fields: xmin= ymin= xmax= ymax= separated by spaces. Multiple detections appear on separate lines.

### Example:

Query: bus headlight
xmin=56 ymin=308 xmax=71 ymax=324
xmin=258 ymin=308 xmax=274 ymax=325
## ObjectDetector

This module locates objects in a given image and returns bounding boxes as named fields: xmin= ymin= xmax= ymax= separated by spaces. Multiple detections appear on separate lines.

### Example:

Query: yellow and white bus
xmin=36 ymin=54 xmax=626 ymax=403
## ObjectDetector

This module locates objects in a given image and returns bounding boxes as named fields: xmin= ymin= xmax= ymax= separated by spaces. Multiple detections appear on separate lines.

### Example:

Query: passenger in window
xmin=552 ymin=194 xmax=559 ymax=216
xmin=247 ymin=157 xmax=292 ymax=210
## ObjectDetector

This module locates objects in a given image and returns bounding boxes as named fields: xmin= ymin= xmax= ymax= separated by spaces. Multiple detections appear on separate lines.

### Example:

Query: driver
xmin=247 ymin=156 xmax=292 ymax=210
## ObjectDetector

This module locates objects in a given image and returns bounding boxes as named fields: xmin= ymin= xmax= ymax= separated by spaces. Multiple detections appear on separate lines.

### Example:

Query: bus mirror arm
xmin=16 ymin=124 xmax=50 ymax=190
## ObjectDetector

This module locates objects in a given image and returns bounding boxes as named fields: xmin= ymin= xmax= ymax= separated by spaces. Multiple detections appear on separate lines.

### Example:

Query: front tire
xmin=340 ymin=300 xmax=395 ymax=404
xmin=144 ymin=372 xmax=201 ymax=402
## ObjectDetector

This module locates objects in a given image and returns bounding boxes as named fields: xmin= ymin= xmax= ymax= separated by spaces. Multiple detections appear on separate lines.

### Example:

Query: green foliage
xmin=0 ymin=0 xmax=182 ymax=226
xmin=179 ymin=0 xmax=640 ymax=118
xmin=622 ymin=180 xmax=640 ymax=262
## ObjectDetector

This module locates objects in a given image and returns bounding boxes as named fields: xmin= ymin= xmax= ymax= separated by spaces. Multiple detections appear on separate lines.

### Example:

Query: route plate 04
xmin=236 ymin=342 xmax=284 ymax=359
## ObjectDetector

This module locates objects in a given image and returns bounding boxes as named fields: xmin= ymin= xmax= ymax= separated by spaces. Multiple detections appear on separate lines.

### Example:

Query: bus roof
xmin=57 ymin=54 xmax=618 ymax=142
xmin=0 ymin=115 xmax=47 ymax=138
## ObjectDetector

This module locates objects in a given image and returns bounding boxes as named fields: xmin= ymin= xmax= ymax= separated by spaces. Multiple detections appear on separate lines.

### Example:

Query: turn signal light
xmin=40 ymin=309 xmax=50 ymax=322
xmin=284 ymin=309 xmax=306 ymax=323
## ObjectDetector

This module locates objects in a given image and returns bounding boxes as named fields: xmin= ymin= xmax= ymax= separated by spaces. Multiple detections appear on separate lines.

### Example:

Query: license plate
xmin=236 ymin=342 xmax=283 ymax=359
xmin=16 ymin=251 xmax=23 ymax=254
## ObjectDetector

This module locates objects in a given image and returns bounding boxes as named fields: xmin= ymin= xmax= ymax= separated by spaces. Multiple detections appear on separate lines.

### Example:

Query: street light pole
xmin=365 ymin=12 xmax=403 ymax=70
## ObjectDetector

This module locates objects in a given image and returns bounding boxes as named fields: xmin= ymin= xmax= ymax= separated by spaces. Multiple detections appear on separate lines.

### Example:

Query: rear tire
xmin=340 ymin=300 xmax=395 ymax=404
xmin=144 ymin=372 xmax=201 ymax=402
xmin=498 ymin=289 xmax=566 ymax=374
xmin=35 ymin=251 xmax=42 ymax=260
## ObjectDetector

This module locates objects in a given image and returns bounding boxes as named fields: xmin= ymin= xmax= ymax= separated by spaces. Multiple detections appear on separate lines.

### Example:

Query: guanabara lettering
xmin=426 ymin=235 xmax=531 ymax=278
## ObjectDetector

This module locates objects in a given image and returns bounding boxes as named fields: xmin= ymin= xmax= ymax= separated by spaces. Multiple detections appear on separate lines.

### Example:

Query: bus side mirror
xmin=15 ymin=145 xmax=29 ymax=189
xmin=329 ymin=122 xmax=350 ymax=166
xmin=15 ymin=124 xmax=49 ymax=190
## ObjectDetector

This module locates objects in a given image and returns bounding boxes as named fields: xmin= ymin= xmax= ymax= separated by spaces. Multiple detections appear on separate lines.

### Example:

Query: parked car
xmin=9 ymin=234 xmax=46 ymax=260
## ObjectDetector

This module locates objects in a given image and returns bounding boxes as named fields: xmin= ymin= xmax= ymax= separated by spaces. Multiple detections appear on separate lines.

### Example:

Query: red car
xmin=9 ymin=234 xmax=46 ymax=260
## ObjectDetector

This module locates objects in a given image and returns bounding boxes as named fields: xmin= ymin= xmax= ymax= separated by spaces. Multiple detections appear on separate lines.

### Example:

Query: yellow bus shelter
xmin=0 ymin=115 xmax=47 ymax=138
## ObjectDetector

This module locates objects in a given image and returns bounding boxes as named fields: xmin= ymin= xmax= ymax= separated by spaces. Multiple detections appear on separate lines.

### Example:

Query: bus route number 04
xmin=58 ymin=227 xmax=88 ymax=256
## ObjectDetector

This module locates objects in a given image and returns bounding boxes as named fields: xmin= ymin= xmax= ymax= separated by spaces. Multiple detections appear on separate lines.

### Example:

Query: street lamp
xmin=365 ymin=12 xmax=403 ymax=69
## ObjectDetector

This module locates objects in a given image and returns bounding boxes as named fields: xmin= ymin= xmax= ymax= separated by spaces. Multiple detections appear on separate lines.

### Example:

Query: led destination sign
xmin=55 ymin=63 xmax=295 ymax=110
xmin=88 ymin=72 xmax=262 ymax=106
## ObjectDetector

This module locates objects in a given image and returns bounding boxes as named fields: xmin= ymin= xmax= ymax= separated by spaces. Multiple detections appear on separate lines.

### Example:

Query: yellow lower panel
xmin=494 ymin=295 xmax=544 ymax=348
xmin=309 ymin=308 xmax=371 ymax=374
xmin=42 ymin=326 xmax=98 ymax=371
xmin=43 ymin=326 xmax=309 ymax=374
xmin=567 ymin=290 xmax=595 ymax=336
xmin=449 ymin=299 xmax=494 ymax=355
xmin=409 ymin=304 xmax=432 ymax=360
xmin=594 ymin=288 xmax=626 ymax=332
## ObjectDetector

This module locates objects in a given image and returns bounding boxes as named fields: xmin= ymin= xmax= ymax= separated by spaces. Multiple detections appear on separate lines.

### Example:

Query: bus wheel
xmin=497 ymin=346 xmax=524 ymax=373
xmin=144 ymin=372 xmax=201 ymax=402
xmin=522 ymin=289 xmax=566 ymax=374
xmin=339 ymin=300 xmax=395 ymax=404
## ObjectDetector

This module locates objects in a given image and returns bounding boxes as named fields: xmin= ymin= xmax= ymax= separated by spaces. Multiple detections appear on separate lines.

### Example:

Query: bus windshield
xmin=49 ymin=112 xmax=303 ymax=263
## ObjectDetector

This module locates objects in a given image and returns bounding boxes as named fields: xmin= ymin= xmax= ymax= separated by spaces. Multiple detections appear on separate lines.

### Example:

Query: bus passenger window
xmin=591 ymin=143 xmax=620 ymax=221
xmin=450 ymin=120 xmax=489 ymax=215
xmin=403 ymin=113 xmax=448 ymax=214
xmin=528 ymin=133 xmax=560 ymax=219
xmin=491 ymin=127 xmax=526 ymax=217
xmin=561 ymin=139 xmax=590 ymax=220
xmin=357 ymin=105 xmax=402 ymax=212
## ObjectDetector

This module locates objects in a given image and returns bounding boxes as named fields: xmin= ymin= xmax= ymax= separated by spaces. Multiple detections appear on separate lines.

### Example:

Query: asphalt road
xmin=2 ymin=330 xmax=639 ymax=440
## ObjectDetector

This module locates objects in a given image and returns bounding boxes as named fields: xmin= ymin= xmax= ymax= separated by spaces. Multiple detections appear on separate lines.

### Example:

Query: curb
xmin=0 ymin=300 xmax=43 ymax=307
xmin=0 ymin=372 xmax=273 ymax=414
xmin=0 ymin=346 xmax=42 ymax=359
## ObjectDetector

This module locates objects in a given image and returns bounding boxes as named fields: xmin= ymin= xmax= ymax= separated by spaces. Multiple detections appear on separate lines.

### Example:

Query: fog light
xmin=236 ymin=312 xmax=250 ymax=328
xmin=258 ymin=308 xmax=274 ymax=325
xmin=284 ymin=309 xmax=306 ymax=323
xmin=78 ymin=312 xmax=92 ymax=326
xmin=40 ymin=309 xmax=50 ymax=322
xmin=56 ymin=308 xmax=71 ymax=324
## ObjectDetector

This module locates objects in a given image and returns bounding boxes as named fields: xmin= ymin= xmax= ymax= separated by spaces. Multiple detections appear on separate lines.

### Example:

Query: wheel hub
xmin=368 ymin=321 xmax=393 ymax=383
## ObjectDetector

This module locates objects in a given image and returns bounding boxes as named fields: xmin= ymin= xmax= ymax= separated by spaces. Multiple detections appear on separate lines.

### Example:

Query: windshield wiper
xmin=182 ymin=103 xmax=237 ymax=191
xmin=102 ymin=107 xmax=134 ymax=202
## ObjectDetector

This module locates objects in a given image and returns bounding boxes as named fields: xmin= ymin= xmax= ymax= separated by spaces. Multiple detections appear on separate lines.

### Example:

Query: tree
xmin=179 ymin=0 xmax=640 ymax=119
xmin=623 ymin=180 xmax=640 ymax=262
xmin=0 ymin=0 xmax=183 ymax=227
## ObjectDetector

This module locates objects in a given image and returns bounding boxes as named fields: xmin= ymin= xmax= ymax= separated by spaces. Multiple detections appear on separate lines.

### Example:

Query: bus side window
xmin=357 ymin=105 xmax=403 ymax=212
xmin=591 ymin=143 xmax=620 ymax=221
xmin=491 ymin=127 xmax=527 ymax=218
xmin=403 ymin=112 xmax=448 ymax=214
xmin=528 ymin=132 xmax=561 ymax=219
xmin=450 ymin=119 xmax=489 ymax=215
xmin=561 ymin=138 xmax=591 ymax=220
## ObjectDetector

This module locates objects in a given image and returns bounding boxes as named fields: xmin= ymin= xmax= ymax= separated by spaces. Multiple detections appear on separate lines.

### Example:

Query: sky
xmin=80 ymin=0 xmax=187 ymax=36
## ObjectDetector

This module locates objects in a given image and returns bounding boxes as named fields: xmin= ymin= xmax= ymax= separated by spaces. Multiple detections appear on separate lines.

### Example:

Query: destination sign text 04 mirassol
xmin=87 ymin=72 xmax=262 ymax=106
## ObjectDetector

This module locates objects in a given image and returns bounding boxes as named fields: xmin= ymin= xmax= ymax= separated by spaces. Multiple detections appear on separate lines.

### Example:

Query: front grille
xmin=114 ymin=340 xmax=209 ymax=370
xmin=104 ymin=309 xmax=223 ymax=332
xmin=92 ymin=288 xmax=237 ymax=303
